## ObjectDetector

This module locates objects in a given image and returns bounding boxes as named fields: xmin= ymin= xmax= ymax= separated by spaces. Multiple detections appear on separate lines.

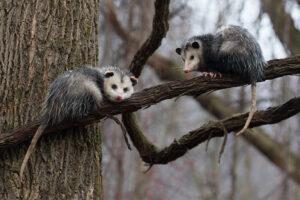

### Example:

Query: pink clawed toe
xmin=202 ymin=72 xmax=222 ymax=78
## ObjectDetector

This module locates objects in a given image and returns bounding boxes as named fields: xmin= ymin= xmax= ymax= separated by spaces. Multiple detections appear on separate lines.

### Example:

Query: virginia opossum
xmin=175 ymin=25 xmax=267 ymax=135
xmin=20 ymin=66 xmax=138 ymax=183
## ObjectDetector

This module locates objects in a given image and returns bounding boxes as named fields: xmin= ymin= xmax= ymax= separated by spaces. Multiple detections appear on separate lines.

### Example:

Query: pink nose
xmin=116 ymin=94 xmax=122 ymax=100
xmin=184 ymin=68 xmax=190 ymax=73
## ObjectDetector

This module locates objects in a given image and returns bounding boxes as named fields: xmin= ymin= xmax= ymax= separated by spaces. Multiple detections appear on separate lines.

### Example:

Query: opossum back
xmin=44 ymin=67 xmax=103 ymax=125
xmin=217 ymin=26 xmax=258 ymax=55
xmin=215 ymin=25 xmax=267 ymax=82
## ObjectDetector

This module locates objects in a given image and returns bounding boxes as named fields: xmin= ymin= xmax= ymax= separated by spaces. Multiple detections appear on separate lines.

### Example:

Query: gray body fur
xmin=177 ymin=25 xmax=267 ymax=83
xmin=44 ymin=66 xmax=133 ymax=125
xmin=176 ymin=25 xmax=267 ymax=136
xmin=20 ymin=66 xmax=137 ymax=183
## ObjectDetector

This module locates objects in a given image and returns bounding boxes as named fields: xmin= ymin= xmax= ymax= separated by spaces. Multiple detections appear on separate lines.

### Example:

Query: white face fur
xmin=176 ymin=41 xmax=203 ymax=73
xmin=182 ymin=48 xmax=201 ymax=73
xmin=103 ymin=72 xmax=135 ymax=102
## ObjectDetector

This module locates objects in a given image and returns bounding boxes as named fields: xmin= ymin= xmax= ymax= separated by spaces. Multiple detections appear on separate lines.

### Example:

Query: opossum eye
xmin=190 ymin=55 xmax=194 ymax=60
xmin=111 ymin=84 xmax=117 ymax=90
xmin=123 ymin=87 xmax=128 ymax=92
xmin=192 ymin=42 xmax=200 ymax=49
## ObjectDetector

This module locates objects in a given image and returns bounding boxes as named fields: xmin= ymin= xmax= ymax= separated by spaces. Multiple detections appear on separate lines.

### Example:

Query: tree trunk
xmin=261 ymin=0 xmax=300 ymax=55
xmin=0 ymin=0 xmax=102 ymax=199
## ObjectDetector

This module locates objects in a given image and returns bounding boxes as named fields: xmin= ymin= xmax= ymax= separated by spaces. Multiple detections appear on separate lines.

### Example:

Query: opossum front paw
xmin=202 ymin=72 xmax=209 ymax=77
xmin=209 ymin=72 xmax=216 ymax=78
xmin=202 ymin=72 xmax=222 ymax=78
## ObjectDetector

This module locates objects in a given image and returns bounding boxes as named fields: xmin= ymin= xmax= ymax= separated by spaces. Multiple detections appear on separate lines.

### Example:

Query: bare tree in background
xmin=1 ymin=0 xmax=300 ymax=200
xmin=261 ymin=0 xmax=300 ymax=55
xmin=99 ymin=0 xmax=300 ymax=199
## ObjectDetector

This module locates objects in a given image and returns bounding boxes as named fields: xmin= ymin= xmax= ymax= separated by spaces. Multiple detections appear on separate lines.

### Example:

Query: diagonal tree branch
xmin=2 ymin=3 xmax=300 ymax=187
xmin=146 ymin=53 xmax=300 ymax=184
xmin=120 ymin=0 xmax=172 ymax=169
xmin=127 ymin=0 xmax=170 ymax=77
xmin=197 ymin=94 xmax=300 ymax=184
xmin=101 ymin=0 xmax=300 ymax=184
xmin=122 ymin=96 xmax=300 ymax=165
xmin=0 ymin=56 xmax=300 ymax=149
xmin=112 ymin=1 xmax=300 ymax=183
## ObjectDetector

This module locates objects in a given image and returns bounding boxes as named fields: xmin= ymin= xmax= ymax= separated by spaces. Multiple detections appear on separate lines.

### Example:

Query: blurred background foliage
xmin=99 ymin=0 xmax=300 ymax=199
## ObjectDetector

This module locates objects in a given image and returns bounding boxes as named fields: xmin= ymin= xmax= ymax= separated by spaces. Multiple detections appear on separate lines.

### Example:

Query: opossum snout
xmin=184 ymin=68 xmax=190 ymax=73
xmin=116 ymin=94 xmax=122 ymax=100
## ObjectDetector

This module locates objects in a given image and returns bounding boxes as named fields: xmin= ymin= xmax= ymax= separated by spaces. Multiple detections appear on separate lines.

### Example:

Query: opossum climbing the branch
xmin=176 ymin=25 xmax=267 ymax=136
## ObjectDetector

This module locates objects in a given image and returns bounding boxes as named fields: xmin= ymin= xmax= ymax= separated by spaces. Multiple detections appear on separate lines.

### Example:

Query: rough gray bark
xmin=0 ymin=0 xmax=102 ymax=199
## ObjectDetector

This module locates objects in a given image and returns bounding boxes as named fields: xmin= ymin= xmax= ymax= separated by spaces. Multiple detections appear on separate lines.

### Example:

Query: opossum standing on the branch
xmin=175 ymin=25 xmax=267 ymax=135
xmin=19 ymin=66 xmax=138 ymax=183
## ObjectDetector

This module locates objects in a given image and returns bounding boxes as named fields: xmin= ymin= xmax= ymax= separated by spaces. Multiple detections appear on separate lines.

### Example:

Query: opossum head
xmin=103 ymin=70 xmax=138 ymax=102
xmin=176 ymin=39 xmax=203 ymax=73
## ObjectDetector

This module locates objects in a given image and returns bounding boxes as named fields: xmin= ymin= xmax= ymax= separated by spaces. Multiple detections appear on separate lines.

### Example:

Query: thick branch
xmin=122 ymin=97 xmax=300 ymax=164
xmin=147 ymin=53 xmax=300 ymax=184
xmin=120 ymin=0 xmax=171 ymax=167
xmin=197 ymin=94 xmax=300 ymax=184
xmin=1 ymin=56 xmax=300 ymax=149
xmin=103 ymin=0 xmax=300 ymax=184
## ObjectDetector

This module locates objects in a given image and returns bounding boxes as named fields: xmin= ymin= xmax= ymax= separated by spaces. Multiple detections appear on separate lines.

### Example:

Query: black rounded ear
xmin=104 ymin=70 xmax=114 ymax=78
xmin=175 ymin=48 xmax=182 ymax=55
xmin=192 ymin=42 xmax=200 ymax=49
xmin=130 ymin=76 xmax=138 ymax=86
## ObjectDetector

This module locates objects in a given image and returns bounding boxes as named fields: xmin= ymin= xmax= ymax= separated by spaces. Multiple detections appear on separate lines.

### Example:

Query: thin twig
xmin=143 ymin=163 xmax=154 ymax=173
xmin=205 ymin=133 xmax=213 ymax=152
xmin=218 ymin=122 xmax=228 ymax=163
xmin=105 ymin=114 xmax=132 ymax=150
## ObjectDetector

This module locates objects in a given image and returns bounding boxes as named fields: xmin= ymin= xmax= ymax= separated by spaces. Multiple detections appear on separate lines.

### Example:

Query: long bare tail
xmin=236 ymin=83 xmax=256 ymax=136
xmin=20 ymin=124 xmax=47 ymax=183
